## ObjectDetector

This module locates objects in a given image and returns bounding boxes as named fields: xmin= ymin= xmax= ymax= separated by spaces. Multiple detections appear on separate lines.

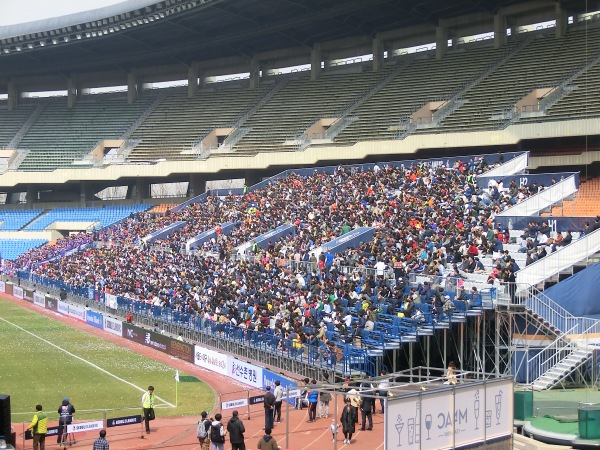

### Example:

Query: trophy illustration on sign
xmin=395 ymin=415 xmax=405 ymax=447
xmin=474 ymin=390 xmax=480 ymax=431
xmin=495 ymin=390 xmax=503 ymax=425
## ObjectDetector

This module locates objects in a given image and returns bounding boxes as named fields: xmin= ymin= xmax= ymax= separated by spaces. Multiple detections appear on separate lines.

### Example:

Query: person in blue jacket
xmin=307 ymin=379 xmax=319 ymax=423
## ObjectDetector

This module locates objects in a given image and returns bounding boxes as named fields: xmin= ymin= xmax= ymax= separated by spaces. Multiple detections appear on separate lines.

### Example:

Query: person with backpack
xmin=226 ymin=410 xmax=246 ymax=450
xmin=196 ymin=411 xmax=212 ymax=450
xmin=210 ymin=413 xmax=226 ymax=450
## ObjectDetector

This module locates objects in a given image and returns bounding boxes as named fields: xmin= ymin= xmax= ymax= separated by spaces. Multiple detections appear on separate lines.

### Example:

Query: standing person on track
xmin=197 ymin=411 xmax=212 ymax=450
xmin=340 ymin=397 xmax=356 ymax=444
xmin=210 ymin=413 xmax=227 ymax=450
xmin=273 ymin=381 xmax=284 ymax=423
xmin=27 ymin=404 xmax=48 ymax=450
xmin=57 ymin=397 xmax=75 ymax=445
xmin=257 ymin=428 xmax=281 ymax=450
xmin=263 ymin=386 xmax=276 ymax=430
xmin=307 ymin=379 xmax=319 ymax=423
xmin=141 ymin=386 xmax=155 ymax=434
xmin=227 ymin=410 xmax=246 ymax=450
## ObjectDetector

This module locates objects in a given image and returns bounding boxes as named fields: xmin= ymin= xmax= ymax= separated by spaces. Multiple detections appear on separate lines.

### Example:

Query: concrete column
xmin=127 ymin=70 xmax=138 ymax=104
xmin=187 ymin=62 xmax=200 ymax=98
xmin=555 ymin=3 xmax=568 ymax=39
xmin=372 ymin=36 xmax=384 ymax=71
xmin=494 ymin=14 xmax=508 ymax=48
xmin=134 ymin=178 xmax=150 ymax=202
xmin=67 ymin=78 xmax=77 ymax=109
xmin=311 ymin=43 xmax=322 ymax=80
xmin=188 ymin=174 xmax=206 ymax=198
xmin=79 ymin=181 xmax=96 ymax=205
xmin=436 ymin=26 xmax=448 ymax=59
xmin=249 ymin=58 xmax=260 ymax=89
xmin=7 ymin=81 xmax=18 ymax=111
xmin=244 ymin=170 xmax=261 ymax=187
xmin=26 ymin=185 xmax=38 ymax=206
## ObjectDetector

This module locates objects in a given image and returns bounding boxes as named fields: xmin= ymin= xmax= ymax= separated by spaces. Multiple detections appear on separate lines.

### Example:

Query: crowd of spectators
xmin=8 ymin=156 xmax=545 ymax=357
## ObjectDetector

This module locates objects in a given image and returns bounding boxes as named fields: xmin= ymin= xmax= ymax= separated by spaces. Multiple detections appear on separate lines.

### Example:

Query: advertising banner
xmin=5 ymin=282 xmax=13 ymax=295
xmin=222 ymin=398 xmax=249 ymax=410
xmin=385 ymin=379 xmax=513 ymax=450
xmin=58 ymin=300 xmax=69 ymax=315
xmin=45 ymin=296 xmax=58 ymax=312
xmin=194 ymin=345 xmax=228 ymax=375
xmin=227 ymin=358 xmax=263 ymax=389
xmin=13 ymin=285 xmax=23 ymax=299
xmin=25 ymin=426 xmax=60 ymax=440
xmin=86 ymin=310 xmax=104 ymax=330
xmin=103 ymin=316 xmax=123 ymax=336
xmin=107 ymin=415 xmax=142 ymax=428
xmin=33 ymin=292 xmax=46 ymax=308
xmin=67 ymin=420 xmax=104 ymax=434
xmin=0 ymin=280 xmax=5 ymax=292
xmin=67 ymin=304 xmax=86 ymax=321
xmin=169 ymin=339 xmax=194 ymax=363
xmin=23 ymin=288 xmax=34 ymax=302
xmin=122 ymin=323 xmax=169 ymax=353
xmin=262 ymin=369 xmax=298 ymax=404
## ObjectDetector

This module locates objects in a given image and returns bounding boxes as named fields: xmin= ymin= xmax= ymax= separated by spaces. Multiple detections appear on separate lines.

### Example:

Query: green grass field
xmin=0 ymin=297 xmax=215 ymax=423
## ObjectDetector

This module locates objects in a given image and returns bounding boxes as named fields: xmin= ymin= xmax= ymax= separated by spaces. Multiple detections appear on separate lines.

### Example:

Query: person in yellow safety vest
xmin=142 ymin=386 xmax=155 ymax=434
xmin=28 ymin=404 xmax=48 ymax=450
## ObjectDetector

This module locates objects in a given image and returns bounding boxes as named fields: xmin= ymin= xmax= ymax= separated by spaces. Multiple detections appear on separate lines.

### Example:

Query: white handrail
xmin=517 ymin=228 xmax=600 ymax=292
xmin=497 ymin=174 xmax=577 ymax=217
xmin=525 ymin=324 xmax=579 ymax=384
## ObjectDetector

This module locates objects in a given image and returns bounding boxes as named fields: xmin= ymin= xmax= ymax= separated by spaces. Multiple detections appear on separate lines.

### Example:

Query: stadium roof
xmin=0 ymin=0 xmax=589 ymax=79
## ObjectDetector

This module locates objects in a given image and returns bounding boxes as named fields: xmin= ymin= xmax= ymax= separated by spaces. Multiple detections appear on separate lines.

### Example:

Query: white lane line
xmin=0 ymin=315 xmax=176 ymax=408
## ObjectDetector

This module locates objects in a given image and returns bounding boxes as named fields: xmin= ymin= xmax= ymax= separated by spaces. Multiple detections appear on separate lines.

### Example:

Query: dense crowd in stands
xmin=8 ymin=156 xmax=551 ymax=358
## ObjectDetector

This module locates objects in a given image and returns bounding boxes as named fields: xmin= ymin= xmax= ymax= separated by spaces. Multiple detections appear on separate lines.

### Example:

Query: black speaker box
xmin=0 ymin=394 xmax=11 ymax=442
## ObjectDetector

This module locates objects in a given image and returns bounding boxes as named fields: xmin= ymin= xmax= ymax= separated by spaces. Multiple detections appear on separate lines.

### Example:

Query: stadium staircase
xmin=7 ymin=102 xmax=47 ymax=150
xmin=511 ymin=284 xmax=600 ymax=390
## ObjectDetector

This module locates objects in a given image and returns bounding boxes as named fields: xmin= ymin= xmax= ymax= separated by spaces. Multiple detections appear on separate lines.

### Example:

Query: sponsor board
xmin=23 ymin=289 xmax=34 ymax=302
xmin=249 ymin=395 xmax=265 ymax=405
xmin=86 ymin=310 xmax=104 ymax=329
xmin=25 ymin=426 xmax=59 ymax=440
xmin=45 ymin=297 xmax=58 ymax=312
xmin=0 ymin=280 xmax=5 ymax=292
xmin=262 ymin=369 xmax=298 ymax=404
xmin=103 ymin=316 xmax=123 ymax=336
xmin=33 ymin=292 xmax=46 ymax=307
xmin=222 ymin=398 xmax=249 ymax=410
xmin=67 ymin=420 xmax=104 ymax=434
xmin=227 ymin=358 xmax=263 ymax=389
xmin=169 ymin=339 xmax=194 ymax=363
xmin=13 ymin=285 xmax=23 ymax=299
xmin=194 ymin=345 xmax=228 ymax=375
xmin=122 ymin=323 xmax=169 ymax=353
xmin=58 ymin=300 xmax=69 ymax=315
xmin=67 ymin=304 xmax=86 ymax=321
xmin=107 ymin=415 xmax=142 ymax=427
xmin=385 ymin=379 xmax=513 ymax=450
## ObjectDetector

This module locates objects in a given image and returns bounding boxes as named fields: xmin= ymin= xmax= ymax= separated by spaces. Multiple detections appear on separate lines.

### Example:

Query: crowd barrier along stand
xmin=19 ymin=408 xmax=144 ymax=449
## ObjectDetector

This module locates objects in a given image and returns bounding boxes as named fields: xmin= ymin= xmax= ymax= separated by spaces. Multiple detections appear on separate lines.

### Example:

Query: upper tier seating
xmin=0 ymin=103 xmax=36 ymax=148
xmin=24 ymin=204 xmax=151 ymax=231
xmin=231 ymin=69 xmax=384 ymax=154
xmin=333 ymin=45 xmax=504 ymax=144
xmin=439 ymin=27 xmax=600 ymax=132
xmin=127 ymin=84 xmax=271 ymax=161
xmin=17 ymin=93 xmax=157 ymax=171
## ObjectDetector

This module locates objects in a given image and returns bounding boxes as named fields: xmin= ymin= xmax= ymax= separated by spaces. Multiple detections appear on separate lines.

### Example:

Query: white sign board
xmin=67 ymin=420 xmax=104 ymax=434
xmin=385 ymin=379 xmax=513 ymax=450
xmin=227 ymin=358 xmax=263 ymax=389
xmin=195 ymin=345 xmax=228 ymax=375
xmin=222 ymin=398 xmax=249 ymax=410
